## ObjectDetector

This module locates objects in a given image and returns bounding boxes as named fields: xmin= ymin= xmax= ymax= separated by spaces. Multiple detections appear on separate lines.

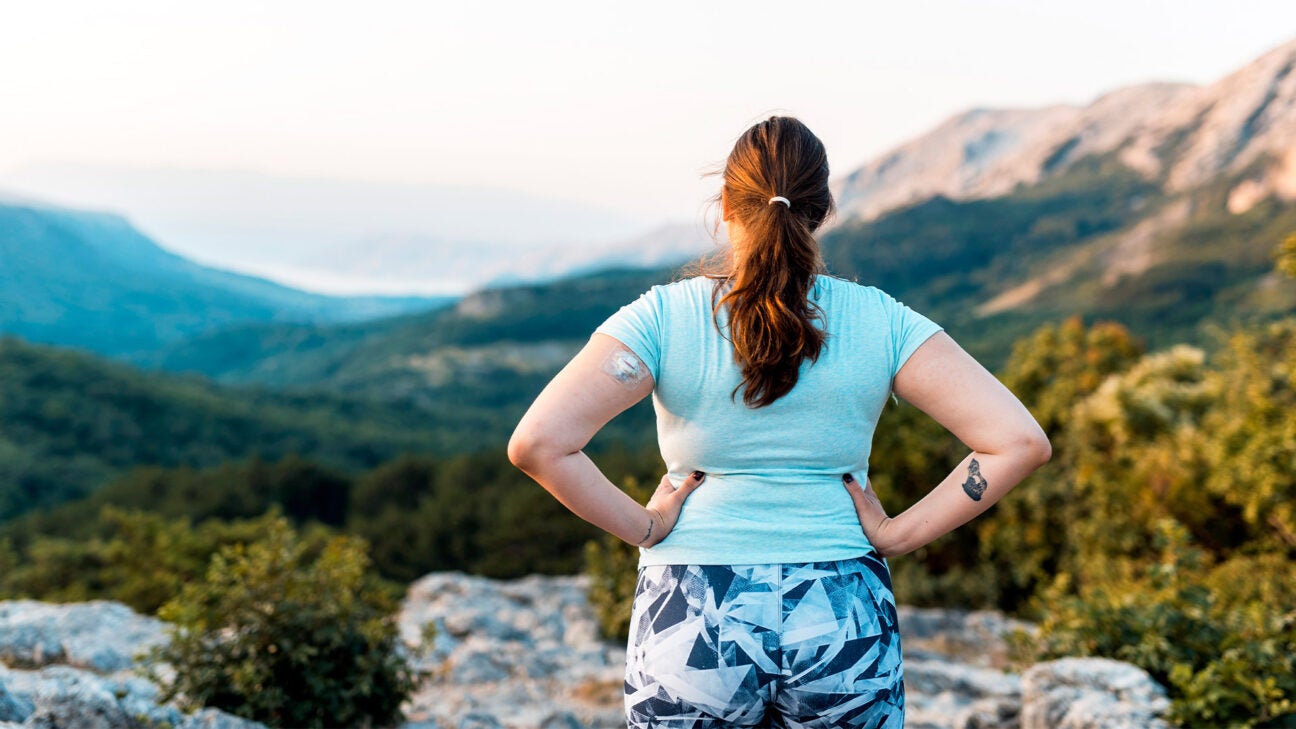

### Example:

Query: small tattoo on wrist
xmin=962 ymin=458 xmax=988 ymax=501
xmin=636 ymin=514 xmax=654 ymax=546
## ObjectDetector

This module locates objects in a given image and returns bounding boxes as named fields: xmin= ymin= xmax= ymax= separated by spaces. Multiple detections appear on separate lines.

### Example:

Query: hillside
xmin=821 ymin=148 xmax=1296 ymax=357
xmin=0 ymin=335 xmax=520 ymax=522
xmin=0 ymin=201 xmax=450 ymax=358
xmin=143 ymin=267 xmax=675 ymax=406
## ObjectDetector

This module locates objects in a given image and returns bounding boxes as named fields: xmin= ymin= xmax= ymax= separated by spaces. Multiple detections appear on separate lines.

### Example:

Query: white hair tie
xmin=768 ymin=195 xmax=791 ymax=208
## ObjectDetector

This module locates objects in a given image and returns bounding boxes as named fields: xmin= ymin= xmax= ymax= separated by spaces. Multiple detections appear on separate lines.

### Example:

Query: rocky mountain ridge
xmin=830 ymin=36 xmax=1296 ymax=226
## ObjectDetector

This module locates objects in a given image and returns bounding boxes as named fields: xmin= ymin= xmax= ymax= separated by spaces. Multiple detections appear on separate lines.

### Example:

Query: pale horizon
xmin=3 ymin=1 xmax=1295 ymax=295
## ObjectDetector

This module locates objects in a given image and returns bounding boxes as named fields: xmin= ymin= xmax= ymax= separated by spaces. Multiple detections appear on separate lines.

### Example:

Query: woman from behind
xmin=508 ymin=115 xmax=1051 ymax=727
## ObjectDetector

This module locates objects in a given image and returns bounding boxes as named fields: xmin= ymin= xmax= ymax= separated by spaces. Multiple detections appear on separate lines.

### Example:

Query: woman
xmin=508 ymin=116 xmax=1051 ymax=727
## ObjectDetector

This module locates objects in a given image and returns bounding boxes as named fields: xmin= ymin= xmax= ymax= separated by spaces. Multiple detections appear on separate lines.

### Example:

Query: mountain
xmin=830 ymin=36 xmax=1296 ymax=227
xmin=818 ymin=36 xmax=1296 ymax=354
xmin=0 ymin=200 xmax=451 ymax=359
xmin=1 ymin=164 xmax=662 ymax=295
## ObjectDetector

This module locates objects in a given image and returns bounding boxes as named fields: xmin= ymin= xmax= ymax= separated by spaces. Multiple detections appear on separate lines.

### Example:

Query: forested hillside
xmin=0 ymin=336 xmax=531 ymax=521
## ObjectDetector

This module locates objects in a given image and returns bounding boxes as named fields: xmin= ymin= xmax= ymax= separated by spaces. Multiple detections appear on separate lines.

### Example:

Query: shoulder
xmin=813 ymin=274 xmax=894 ymax=306
xmin=643 ymin=275 xmax=718 ymax=302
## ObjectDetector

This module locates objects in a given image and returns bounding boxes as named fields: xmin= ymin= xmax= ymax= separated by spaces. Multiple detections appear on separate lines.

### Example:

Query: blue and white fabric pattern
xmin=624 ymin=552 xmax=904 ymax=727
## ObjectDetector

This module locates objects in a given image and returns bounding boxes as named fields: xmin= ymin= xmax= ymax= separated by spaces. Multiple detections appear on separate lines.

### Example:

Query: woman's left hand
xmin=638 ymin=471 xmax=706 ymax=548
xmin=842 ymin=473 xmax=902 ymax=557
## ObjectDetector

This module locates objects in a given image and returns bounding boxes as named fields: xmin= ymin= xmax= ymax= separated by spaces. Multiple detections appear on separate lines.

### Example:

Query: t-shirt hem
xmin=636 ymin=545 xmax=879 ymax=567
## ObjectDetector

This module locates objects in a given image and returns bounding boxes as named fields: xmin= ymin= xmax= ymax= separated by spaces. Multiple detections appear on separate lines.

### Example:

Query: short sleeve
xmin=593 ymin=285 xmax=663 ymax=383
xmin=882 ymin=290 xmax=944 ymax=380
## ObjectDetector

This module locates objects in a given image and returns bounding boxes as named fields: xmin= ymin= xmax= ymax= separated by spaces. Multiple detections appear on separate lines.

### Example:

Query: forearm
xmin=882 ymin=446 xmax=1044 ymax=556
xmin=514 ymin=448 xmax=654 ymax=546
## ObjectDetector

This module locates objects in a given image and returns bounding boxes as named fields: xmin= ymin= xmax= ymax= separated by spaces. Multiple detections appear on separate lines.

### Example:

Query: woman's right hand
xmin=638 ymin=471 xmax=706 ymax=548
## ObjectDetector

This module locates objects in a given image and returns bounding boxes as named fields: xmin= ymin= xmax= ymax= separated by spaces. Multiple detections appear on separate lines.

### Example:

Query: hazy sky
xmin=3 ymin=1 xmax=1296 ymax=222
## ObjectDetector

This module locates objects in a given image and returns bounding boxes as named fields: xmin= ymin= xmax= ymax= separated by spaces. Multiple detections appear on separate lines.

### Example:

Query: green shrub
xmin=1276 ymin=232 xmax=1296 ymax=279
xmin=143 ymin=515 xmax=419 ymax=728
xmin=1019 ymin=521 xmax=1296 ymax=728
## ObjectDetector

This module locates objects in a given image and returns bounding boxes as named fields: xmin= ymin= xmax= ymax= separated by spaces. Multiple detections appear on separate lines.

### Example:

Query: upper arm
xmin=509 ymin=333 xmax=654 ymax=461
xmin=891 ymin=331 xmax=1048 ymax=457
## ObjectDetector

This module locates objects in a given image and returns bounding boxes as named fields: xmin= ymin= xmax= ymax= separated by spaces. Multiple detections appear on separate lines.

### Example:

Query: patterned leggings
xmin=624 ymin=552 xmax=904 ymax=728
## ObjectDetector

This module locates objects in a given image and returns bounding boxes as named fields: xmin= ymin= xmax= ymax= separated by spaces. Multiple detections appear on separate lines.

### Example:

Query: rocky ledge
xmin=0 ymin=573 xmax=1171 ymax=729
xmin=396 ymin=572 xmax=1171 ymax=729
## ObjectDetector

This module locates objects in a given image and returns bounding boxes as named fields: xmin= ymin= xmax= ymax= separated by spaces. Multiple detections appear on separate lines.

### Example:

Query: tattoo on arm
xmin=962 ymin=458 xmax=988 ymax=501
xmin=602 ymin=346 xmax=648 ymax=388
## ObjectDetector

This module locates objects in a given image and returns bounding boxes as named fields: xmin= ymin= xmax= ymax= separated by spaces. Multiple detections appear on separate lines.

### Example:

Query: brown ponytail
xmin=700 ymin=116 xmax=836 ymax=408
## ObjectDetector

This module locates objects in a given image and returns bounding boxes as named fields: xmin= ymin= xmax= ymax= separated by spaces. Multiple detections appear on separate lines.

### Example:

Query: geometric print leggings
xmin=624 ymin=552 xmax=904 ymax=727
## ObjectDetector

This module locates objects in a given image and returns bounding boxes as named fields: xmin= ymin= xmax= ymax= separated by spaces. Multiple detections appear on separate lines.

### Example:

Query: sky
xmin=3 ymin=1 xmax=1295 ymax=224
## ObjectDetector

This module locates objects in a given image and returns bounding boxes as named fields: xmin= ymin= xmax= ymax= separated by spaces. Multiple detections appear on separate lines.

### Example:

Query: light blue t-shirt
xmin=594 ymin=273 xmax=944 ymax=566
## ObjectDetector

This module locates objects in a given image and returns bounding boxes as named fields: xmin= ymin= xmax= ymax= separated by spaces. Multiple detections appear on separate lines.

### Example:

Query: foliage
xmin=0 ymin=336 xmax=495 ymax=522
xmin=144 ymin=516 xmax=419 ymax=729
xmin=0 ymin=454 xmax=354 ymax=553
xmin=1007 ymin=318 xmax=1296 ymax=726
xmin=0 ymin=506 xmax=405 ymax=615
xmin=1278 ymin=232 xmax=1296 ymax=279
xmin=1020 ymin=522 xmax=1296 ymax=728
xmin=0 ymin=446 xmax=663 ymax=607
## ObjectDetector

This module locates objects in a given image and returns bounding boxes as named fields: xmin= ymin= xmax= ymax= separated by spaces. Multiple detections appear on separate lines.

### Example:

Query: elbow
xmin=1024 ymin=428 xmax=1052 ymax=469
xmin=507 ymin=428 xmax=539 ymax=472
xmin=507 ymin=424 xmax=569 ymax=474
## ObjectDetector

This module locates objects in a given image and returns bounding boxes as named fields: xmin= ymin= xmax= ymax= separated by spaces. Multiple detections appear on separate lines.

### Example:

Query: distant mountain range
xmin=0 ymin=200 xmax=452 ymax=358
xmin=829 ymin=36 xmax=1296 ymax=227
xmin=0 ymin=164 xmax=679 ymax=295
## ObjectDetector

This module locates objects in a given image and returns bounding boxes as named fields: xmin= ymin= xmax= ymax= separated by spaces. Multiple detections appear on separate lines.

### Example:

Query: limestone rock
xmin=15 ymin=666 xmax=133 ymax=729
xmin=397 ymin=572 xmax=633 ymax=728
xmin=0 ymin=600 xmax=168 ymax=673
xmin=177 ymin=707 xmax=272 ymax=729
xmin=0 ymin=678 xmax=23 ymax=723
xmin=1021 ymin=657 xmax=1171 ymax=729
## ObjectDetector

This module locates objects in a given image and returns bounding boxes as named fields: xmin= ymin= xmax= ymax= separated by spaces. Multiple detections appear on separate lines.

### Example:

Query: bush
xmin=143 ymin=515 xmax=420 ymax=728
xmin=1019 ymin=521 xmax=1296 ymax=728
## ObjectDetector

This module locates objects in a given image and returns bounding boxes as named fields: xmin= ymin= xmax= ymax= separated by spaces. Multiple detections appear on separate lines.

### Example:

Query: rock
xmin=176 ymin=707 xmax=271 ymax=729
xmin=904 ymin=658 xmax=1021 ymax=728
xmin=398 ymin=572 xmax=630 ymax=728
xmin=458 ymin=712 xmax=504 ymax=729
xmin=448 ymin=648 xmax=510 ymax=684
xmin=539 ymin=711 xmax=586 ymax=729
xmin=19 ymin=666 xmax=133 ymax=729
xmin=898 ymin=606 xmax=1035 ymax=668
xmin=0 ymin=600 xmax=168 ymax=673
xmin=110 ymin=674 xmax=184 ymax=728
xmin=1021 ymin=657 xmax=1171 ymax=729
xmin=953 ymin=696 xmax=1021 ymax=729
xmin=0 ymin=679 xmax=23 ymax=723
xmin=0 ymin=662 xmax=265 ymax=729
